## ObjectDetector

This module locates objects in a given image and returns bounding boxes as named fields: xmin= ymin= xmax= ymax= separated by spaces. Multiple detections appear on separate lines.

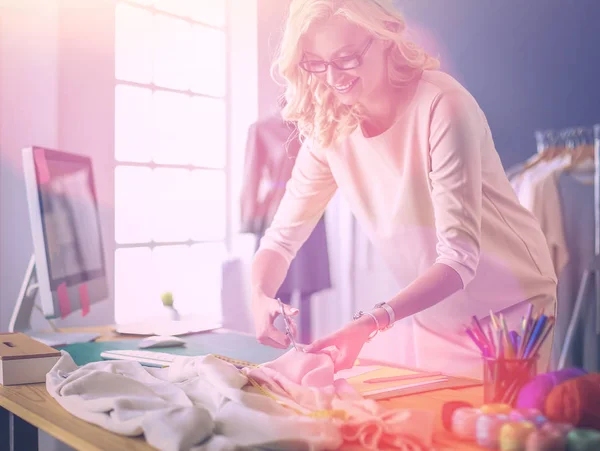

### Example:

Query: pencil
xmin=486 ymin=323 xmax=497 ymax=357
xmin=364 ymin=372 xmax=443 ymax=384
xmin=499 ymin=314 xmax=514 ymax=359
xmin=490 ymin=310 xmax=500 ymax=330
xmin=464 ymin=325 xmax=487 ymax=355
xmin=522 ymin=304 xmax=533 ymax=335
xmin=519 ymin=309 xmax=537 ymax=358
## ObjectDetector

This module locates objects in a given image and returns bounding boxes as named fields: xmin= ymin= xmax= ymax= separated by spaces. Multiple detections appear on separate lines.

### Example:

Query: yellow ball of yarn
xmin=499 ymin=421 xmax=536 ymax=451
xmin=481 ymin=403 xmax=513 ymax=415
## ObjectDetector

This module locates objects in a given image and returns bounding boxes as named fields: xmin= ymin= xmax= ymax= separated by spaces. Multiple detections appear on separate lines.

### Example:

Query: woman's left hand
xmin=303 ymin=316 xmax=377 ymax=371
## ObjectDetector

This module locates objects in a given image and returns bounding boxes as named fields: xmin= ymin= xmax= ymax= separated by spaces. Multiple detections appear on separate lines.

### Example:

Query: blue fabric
xmin=59 ymin=332 xmax=287 ymax=367
xmin=553 ymin=170 xmax=599 ymax=372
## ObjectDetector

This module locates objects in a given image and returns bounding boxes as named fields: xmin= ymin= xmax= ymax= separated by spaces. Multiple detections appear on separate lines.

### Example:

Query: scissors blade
xmin=278 ymin=298 xmax=301 ymax=351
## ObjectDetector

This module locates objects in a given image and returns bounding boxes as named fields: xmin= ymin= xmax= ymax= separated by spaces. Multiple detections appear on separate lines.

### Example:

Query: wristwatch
xmin=373 ymin=302 xmax=395 ymax=330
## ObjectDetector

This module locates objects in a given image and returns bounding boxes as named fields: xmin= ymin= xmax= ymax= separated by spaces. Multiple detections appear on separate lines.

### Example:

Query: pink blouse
xmin=259 ymin=70 xmax=556 ymax=331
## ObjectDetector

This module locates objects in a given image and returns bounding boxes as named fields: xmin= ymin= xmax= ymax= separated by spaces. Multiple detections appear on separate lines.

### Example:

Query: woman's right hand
xmin=251 ymin=289 xmax=299 ymax=349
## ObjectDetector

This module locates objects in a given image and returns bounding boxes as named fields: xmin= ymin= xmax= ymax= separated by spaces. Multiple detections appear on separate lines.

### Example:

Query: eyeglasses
xmin=299 ymin=38 xmax=373 ymax=73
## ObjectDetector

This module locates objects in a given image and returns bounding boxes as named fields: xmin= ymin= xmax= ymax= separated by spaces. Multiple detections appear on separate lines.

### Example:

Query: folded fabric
xmin=244 ymin=347 xmax=434 ymax=450
xmin=47 ymin=348 xmax=434 ymax=450
xmin=47 ymin=352 xmax=342 ymax=451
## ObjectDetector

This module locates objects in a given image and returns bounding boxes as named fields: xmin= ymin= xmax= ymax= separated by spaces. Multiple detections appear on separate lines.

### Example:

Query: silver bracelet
xmin=373 ymin=302 xmax=395 ymax=330
xmin=353 ymin=310 xmax=379 ymax=342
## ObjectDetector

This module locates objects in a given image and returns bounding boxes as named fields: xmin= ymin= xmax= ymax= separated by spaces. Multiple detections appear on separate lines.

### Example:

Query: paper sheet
xmin=334 ymin=365 xmax=381 ymax=380
xmin=360 ymin=377 xmax=449 ymax=398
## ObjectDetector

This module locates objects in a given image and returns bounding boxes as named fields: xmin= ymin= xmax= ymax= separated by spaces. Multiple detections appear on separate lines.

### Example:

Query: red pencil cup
xmin=483 ymin=357 xmax=538 ymax=406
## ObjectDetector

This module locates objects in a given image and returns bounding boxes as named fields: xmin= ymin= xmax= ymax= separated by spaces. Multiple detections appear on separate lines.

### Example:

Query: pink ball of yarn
xmin=452 ymin=407 xmax=480 ymax=440
xmin=526 ymin=428 xmax=567 ymax=451
xmin=542 ymin=422 xmax=574 ymax=437
xmin=476 ymin=414 xmax=510 ymax=449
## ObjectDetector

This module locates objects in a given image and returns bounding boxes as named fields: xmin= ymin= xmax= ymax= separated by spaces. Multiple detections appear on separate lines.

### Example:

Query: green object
xmin=58 ymin=331 xmax=286 ymax=367
xmin=161 ymin=292 xmax=174 ymax=306
xmin=567 ymin=428 xmax=600 ymax=451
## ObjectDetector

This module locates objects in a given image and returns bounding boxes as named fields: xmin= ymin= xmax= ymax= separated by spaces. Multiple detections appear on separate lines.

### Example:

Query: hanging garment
xmin=46 ymin=351 xmax=434 ymax=450
xmin=240 ymin=110 xmax=331 ymax=299
xmin=259 ymin=70 xmax=557 ymax=379
xmin=552 ymin=168 xmax=599 ymax=372
xmin=513 ymin=159 xmax=570 ymax=276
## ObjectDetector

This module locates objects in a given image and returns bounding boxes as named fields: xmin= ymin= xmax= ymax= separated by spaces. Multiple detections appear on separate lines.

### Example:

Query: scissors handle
xmin=277 ymin=298 xmax=304 ymax=352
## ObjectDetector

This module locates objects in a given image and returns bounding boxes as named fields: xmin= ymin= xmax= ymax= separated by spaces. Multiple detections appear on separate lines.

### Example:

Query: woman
xmin=250 ymin=0 xmax=557 ymax=379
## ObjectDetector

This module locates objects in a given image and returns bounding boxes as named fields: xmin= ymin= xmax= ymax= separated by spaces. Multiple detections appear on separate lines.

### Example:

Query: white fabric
xmin=259 ymin=70 xmax=557 ymax=378
xmin=513 ymin=158 xmax=596 ymax=283
xmin=46 ymin=351 xmax=433 ymax=450
xmin=516 ymin=158 xmax=570 ymax=275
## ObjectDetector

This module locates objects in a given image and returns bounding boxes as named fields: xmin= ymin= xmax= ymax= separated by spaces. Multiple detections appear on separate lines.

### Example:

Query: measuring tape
xmin=245 ymin=374 xmax=348 ymax=420
xmin=212 ymin=354 xmax=258 ymax=369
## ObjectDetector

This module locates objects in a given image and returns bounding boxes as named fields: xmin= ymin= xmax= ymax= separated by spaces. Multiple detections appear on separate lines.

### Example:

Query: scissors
xmin=277 ymin=298 xmax=304 ymax=352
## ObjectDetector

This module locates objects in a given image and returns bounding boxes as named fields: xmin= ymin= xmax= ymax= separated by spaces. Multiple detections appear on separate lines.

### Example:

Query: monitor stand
xmin=9 ymin=254 xmax=101 ymax=347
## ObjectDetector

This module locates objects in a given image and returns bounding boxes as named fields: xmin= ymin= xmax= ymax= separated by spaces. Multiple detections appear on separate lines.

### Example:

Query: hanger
xmin=563 ymin=127 xmax=595 ymax=175
xmin=521 ymin=143 xmax=566 ymax=172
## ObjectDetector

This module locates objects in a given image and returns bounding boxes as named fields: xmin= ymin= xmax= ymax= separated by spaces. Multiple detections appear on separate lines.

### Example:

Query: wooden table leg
xmin=0 ymin=411 xmax=39 ymax=451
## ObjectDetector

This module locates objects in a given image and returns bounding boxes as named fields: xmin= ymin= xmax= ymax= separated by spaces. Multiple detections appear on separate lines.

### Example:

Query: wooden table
xmin=0 ymin=327 xmax=486 ymax=451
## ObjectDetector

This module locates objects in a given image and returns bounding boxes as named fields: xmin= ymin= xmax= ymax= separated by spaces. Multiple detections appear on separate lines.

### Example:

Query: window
xmin=114 ymin=0 xmax=227 ymax=325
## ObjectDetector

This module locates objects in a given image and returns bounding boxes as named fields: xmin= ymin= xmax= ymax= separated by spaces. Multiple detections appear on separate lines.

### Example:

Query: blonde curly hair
xmin=272 ymin=0 xmax=440 ymax=149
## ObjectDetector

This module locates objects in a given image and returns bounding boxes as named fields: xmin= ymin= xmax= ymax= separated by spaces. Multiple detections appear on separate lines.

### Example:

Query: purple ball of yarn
xmin=516 ymin=368 xmax=587 ymax=413
xmin=548 ymin=368 xmax=587 ymax=385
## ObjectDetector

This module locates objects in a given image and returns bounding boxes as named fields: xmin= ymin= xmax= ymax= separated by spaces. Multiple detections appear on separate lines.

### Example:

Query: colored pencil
xmin=524 ymin=314 xmax=548 ymax=358
xmin=527 ymin=316 xmax=555 ymax=359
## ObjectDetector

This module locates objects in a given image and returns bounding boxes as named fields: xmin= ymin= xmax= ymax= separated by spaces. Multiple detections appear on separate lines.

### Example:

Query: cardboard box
xmin=0 ymin=333 xmax=61 ymax=385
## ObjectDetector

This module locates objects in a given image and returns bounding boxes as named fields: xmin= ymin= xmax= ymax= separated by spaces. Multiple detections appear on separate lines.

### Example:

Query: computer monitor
xmin=9 ymin=146 xmax=107 ymax=345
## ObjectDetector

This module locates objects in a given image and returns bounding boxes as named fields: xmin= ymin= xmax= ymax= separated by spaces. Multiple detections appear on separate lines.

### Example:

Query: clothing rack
xmin=558 ymin=123 xmax=600 ymax=369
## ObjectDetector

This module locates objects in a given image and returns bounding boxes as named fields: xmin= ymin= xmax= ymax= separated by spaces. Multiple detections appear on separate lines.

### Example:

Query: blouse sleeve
xmin=258 ymin=139 xmax=338 ymax=264
xmin=428 ymin=89 xmax=485 ymax=288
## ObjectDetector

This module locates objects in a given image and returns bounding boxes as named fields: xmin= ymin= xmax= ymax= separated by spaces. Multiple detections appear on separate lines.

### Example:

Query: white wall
xmin=0 ymin=0 xmax=60 ymax=331
xmin=0 ymin=5 xmax=75 ymax=451
xmin=256 ymin=0 xmax=287 ymax=118
xmin=0 ymin=0 xmax=262 ymax=335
